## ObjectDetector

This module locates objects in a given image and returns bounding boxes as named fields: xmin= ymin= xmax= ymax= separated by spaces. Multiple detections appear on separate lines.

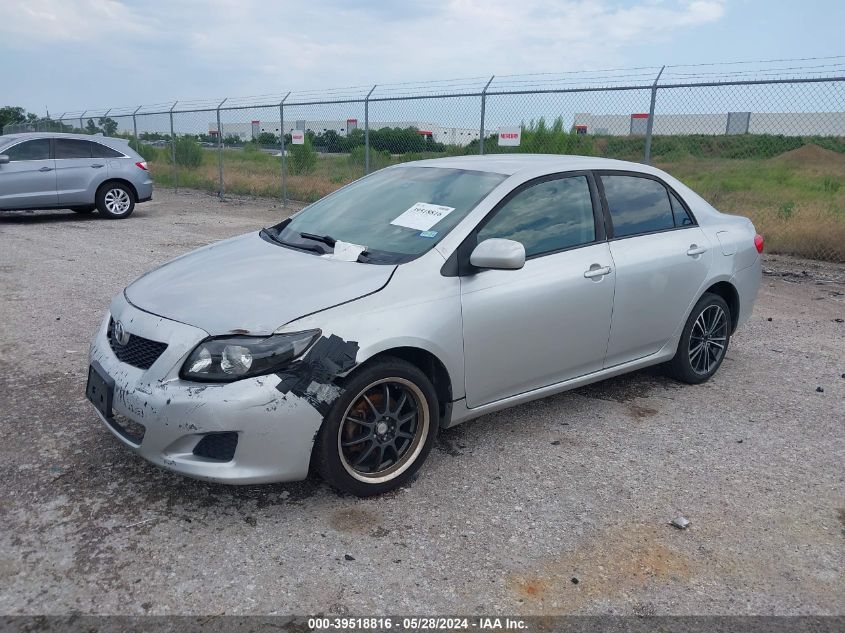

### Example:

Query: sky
xmin=2 ymin=0 xmax=844 ymax=116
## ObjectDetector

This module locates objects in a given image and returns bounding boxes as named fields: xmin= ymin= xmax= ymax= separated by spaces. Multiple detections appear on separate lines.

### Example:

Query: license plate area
xmin=87 ymin=362 xmax=145 ymax=445
xmin=86 ymin=362 xmax=114 ymax=419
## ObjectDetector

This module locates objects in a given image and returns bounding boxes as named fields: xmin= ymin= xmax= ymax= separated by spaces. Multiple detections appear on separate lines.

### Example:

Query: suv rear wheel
xmin=96 ymin=183 xmax=135 ymax=219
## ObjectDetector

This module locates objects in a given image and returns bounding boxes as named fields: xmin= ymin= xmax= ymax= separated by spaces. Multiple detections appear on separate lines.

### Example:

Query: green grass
xmin=659 ymin=148 xmax=844 ymax=261
xmin=150 ymin=148 xmax=452 ymax=202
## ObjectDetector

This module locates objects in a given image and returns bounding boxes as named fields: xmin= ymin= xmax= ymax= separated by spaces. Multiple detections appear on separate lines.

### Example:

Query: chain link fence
xmin=3 ymin=60 xmax=844 ymax=261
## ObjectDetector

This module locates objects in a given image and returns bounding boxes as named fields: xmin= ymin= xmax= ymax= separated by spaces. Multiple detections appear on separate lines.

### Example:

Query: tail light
xmin=754 ymin=234 xmax=764 ymax=254
xmin=135 ymin=161 xmax=148 ymax=171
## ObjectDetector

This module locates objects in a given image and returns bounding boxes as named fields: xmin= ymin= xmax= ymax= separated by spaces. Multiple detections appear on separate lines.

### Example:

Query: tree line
xmin=1 ymin=105 xmax=122 ymax=137
xmin=250 ymin=126 xmax=446 ymax=154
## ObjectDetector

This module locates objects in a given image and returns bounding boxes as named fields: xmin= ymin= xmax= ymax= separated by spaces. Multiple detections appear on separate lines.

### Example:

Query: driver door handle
xmin=91 ymin=163 xmax=104 ymax=168
xmin=687 ymin=244 xmax=707 ymax=256
xmin=584 ymin=265 xmax=612 ymax=279
xmin=39 ymin=166 xmax=53 ymax=172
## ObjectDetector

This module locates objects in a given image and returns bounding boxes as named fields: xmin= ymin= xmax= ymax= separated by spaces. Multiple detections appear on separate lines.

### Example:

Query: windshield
xmin=0 ymin=136 xmax=19 ymax=150
xmin=269 ymin=166 xmax=507 ymax=263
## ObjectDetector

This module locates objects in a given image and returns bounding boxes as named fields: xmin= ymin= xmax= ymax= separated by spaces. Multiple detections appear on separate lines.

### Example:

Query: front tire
xmin=666 ymin=292 xmax=731 ymax=384
xmin=96 ymin=183 xmax=135 ymax=219
xmin=314 ymin=357 xmax=439 ymax=497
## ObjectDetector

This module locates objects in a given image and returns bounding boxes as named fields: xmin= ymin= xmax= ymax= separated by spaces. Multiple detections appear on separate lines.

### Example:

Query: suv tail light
xmin=754 ymin=234 xmax=764 ymax=254
xmin=135 ymin=161 xmax=148 ymax=171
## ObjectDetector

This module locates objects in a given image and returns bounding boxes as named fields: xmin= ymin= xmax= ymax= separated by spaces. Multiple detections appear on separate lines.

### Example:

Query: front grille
xmin=108 ymin=318 xmax=168 ymax=370
xmin=107 ymin=413 xmax=146 ymax=445
xmin=193 ymin=432 xmax=239 ymax=462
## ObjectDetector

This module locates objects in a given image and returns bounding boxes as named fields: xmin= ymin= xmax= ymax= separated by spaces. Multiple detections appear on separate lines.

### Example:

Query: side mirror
xmin=469 ymin=238 xmax=526 ymax=270
xmin=0 ymin=155 xmax=9 ymax=165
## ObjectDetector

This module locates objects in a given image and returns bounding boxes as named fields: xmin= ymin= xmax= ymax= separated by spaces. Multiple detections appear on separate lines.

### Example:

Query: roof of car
xmin=0 ymin=132 xmax=129 ymax=143
xmin=407 ymin=154 xmax=659 ymax=177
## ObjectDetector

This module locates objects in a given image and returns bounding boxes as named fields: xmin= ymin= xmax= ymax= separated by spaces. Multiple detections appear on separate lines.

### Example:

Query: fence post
xmin=364 ymin=85 xmax=377 ymax=175
xmin=216 ymin=98 xmax=227 ymax=199
xmin=99 ymin=108 xmax=111 ymax=137
xmin=58 ymin=113 xmax=66 ymax=134
xmin=79 ymin=110 xmax=86 ymax=132
xmin=479 ymin=75 xmax=495 ymax=155
xmin=279 ymin=92 xmax=290 ymax=207
xmin=167 ymin=102 xmax=178 ymax=192
xmin=643 ymin=66 xmax=665 ymax=165
xmin=132 ymin=106 xmax=141 ymax=154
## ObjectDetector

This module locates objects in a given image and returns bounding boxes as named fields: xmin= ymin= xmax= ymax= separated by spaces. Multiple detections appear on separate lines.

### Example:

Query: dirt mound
xmin=771 ymin=143 xmax=845 ymax=170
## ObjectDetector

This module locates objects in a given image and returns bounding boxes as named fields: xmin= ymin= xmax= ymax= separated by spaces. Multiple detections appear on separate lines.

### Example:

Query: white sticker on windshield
xmin=324 ymin=240 xmax=367 ymax=262
xmin=390 ymin=202 xmax=455 ymax=231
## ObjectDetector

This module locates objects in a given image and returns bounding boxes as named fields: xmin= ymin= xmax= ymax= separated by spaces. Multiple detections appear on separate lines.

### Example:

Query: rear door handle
xmin=687 ymin=244 xmax=707 ymax=256
xmin=584 ymin=265 xmax=612 ymax=279
xmin=39 ymin=166 xmax=53 ymax=172
xmin=91 ymin=164 xmax=104 ymax=168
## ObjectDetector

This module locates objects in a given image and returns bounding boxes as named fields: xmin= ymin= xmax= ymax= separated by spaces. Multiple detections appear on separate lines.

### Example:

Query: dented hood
xmin=125 ymin=232 xmax=395 ymax=335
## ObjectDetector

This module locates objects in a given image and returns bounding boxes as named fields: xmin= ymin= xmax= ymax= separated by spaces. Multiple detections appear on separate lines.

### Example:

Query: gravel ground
xmin=1 ymin=190 xmax=843 ymax=616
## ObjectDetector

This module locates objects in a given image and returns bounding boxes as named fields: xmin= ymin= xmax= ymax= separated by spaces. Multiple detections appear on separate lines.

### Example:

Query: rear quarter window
xmin=669 ymin=190 xmax=695 ymax=226
xmin=91 ymin=143 xmax=125 ymax=158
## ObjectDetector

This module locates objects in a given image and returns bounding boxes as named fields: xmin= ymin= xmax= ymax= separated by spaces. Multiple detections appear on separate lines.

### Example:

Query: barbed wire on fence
xmin=3 ymin=58 xmax=844 ymax=262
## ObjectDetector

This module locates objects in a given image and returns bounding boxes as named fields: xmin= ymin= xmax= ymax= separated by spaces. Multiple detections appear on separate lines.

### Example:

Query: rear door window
xmin=55 ymin=138 xmax=94 ymax=159
xmin=600 ymin=175 xmax=675 ymax=238
xmin=5 ymin=139 xmax=50 ymax=161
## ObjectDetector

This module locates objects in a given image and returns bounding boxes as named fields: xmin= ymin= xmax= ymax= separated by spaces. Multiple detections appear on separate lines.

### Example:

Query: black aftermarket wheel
xmin=667 ymin=292 xmax=731 ymax=384
xmin=314 ymin=357 xmax=439 ymax=496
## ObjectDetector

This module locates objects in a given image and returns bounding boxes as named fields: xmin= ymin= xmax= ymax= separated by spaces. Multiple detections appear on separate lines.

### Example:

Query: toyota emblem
xmin=114 ymin=320 xmax=130 ymax=346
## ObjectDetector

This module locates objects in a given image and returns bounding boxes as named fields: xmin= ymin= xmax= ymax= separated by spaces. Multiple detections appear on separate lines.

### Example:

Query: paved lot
xmin=1 ymin=190 xmax=843 ymax=616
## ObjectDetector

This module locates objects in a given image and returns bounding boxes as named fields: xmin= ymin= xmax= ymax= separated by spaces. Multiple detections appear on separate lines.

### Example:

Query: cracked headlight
xmin=180 ymin=330 xmax=320 ymax=382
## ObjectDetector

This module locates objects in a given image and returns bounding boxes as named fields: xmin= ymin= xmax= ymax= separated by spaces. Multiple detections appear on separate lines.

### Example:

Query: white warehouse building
xmin=572 ymin=111 xmax=845 ymax=136
xmin=209 ymin=111 xmax=845 ymax=144
xmin=209 ymin=119 xmax=487 ymax=146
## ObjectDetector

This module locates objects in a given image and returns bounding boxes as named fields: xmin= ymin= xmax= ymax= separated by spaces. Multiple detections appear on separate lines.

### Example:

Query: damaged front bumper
xmin=87 ymin=294 xmax=325 ymax=484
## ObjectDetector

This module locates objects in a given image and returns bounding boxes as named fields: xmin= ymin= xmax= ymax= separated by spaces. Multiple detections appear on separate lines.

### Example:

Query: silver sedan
xmin=87 ymin=155 xmax=762 ymax=496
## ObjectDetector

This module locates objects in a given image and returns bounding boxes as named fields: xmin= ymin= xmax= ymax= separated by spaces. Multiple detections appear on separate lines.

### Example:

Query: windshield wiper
xmin=298 ymin=232 xmax=337 ymax=247
xmin=264 ymin=228 xmax=398 ymax=263
xmin=261 ymin=228 xmax=327 ymax=254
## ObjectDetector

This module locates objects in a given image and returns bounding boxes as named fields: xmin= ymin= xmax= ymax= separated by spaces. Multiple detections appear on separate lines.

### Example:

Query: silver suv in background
xmin=0 ymin=132 xmax=153 ymax=219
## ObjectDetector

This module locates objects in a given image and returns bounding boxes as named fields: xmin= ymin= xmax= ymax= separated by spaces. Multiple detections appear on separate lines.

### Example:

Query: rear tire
xmin=96 ymin=183 xmax=135 ymax=219
xmin=666 ymin=292 xmax=731 ymax=384
xmin=314 ymin=357 xmax=439 ymax=497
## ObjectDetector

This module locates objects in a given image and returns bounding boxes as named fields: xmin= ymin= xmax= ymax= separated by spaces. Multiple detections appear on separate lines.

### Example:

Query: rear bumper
xmin=731 ymin=255 xmax=762 ymax=330
xmin=87 ymin=294 xmax=324 ymax=484
xmin=135 ymin=178 xmax=153 ymax=203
